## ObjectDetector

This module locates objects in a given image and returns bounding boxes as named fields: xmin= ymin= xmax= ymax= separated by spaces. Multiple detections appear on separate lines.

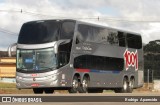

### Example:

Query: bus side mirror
xmin=8 ymin=43 xmax=17 ymax=57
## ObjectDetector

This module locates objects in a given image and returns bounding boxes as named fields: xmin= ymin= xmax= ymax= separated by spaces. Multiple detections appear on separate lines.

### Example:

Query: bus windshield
xmin=18 ymin=20 xmax=75 ymax=44
xmin=18 ymin=20 xmax=59 ymax=44
xmin=17 ymin=48 xmax=57 ymax=72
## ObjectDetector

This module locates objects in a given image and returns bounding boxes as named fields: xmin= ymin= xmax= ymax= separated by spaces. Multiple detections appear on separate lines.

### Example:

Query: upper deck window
xmin=118 ymin=32 xmax=126 ymax=47
xmin=127 ymin=34 xmax=142 ymax=49
xmin=60 ymin=22 xmax=75 ymax=39
xmin=77 ymin=24 xmax=118 ymax=45
xmin=18 ymin=20 xmax=59 ymax=44
xmin=18 ymin=20 xmax=76 ymax=44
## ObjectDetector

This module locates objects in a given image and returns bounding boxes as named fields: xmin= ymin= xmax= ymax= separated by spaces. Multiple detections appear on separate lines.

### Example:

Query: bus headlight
xmin=16 ymin=76 xmax=23 ymax=80
xmin=50 ymin=80 xmax=58 ymax=86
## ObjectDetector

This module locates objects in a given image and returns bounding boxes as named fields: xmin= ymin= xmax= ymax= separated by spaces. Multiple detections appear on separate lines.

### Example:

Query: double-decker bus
xmin=9 ymin=19 xmax=143 ymax=94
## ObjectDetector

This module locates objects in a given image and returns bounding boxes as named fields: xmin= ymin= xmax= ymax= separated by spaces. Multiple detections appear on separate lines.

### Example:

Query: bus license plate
xmin=31 ymin=83 xmax=39 ymax=87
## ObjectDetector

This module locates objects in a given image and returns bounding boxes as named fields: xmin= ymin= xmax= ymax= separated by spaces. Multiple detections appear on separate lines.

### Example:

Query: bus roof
xmin=24 ymin=19 xmax=141 ymax=36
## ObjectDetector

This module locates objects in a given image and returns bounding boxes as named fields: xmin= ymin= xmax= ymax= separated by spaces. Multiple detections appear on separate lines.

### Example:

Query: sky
xmin=0 ymin=0 xmax=160 ymax=51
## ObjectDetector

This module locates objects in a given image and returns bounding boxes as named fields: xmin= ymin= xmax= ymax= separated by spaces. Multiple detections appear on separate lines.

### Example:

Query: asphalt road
xmin=1 ymin=93 xmax=160 ymax=105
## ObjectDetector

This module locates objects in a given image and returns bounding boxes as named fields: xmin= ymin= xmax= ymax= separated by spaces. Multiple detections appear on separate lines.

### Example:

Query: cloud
xmin=0 ymin=0 xmax=160 ymax=50
xmin=0 ymin=32 xmax=17 ymax=51
xmin=141 ymin=23 xmax=160 ymax=43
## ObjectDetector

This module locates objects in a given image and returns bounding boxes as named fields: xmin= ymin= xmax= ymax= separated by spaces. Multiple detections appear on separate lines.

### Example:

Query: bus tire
xmin=114 ymin=77 xmax=128 ymax=93
xmin=128 ymin=78 xmax=135 ymax=93
xmin=33 ymin=88 xmax=43 ymax=94
xmin=78 ymin=76 xmax=89 ymax=93
xmin=68 ymin=76 xmax=79 ymax=93
xmin=44 ymin=88 xmax=54 ymax=94
xmin=88 ymin=89 xmax=103 ymax=93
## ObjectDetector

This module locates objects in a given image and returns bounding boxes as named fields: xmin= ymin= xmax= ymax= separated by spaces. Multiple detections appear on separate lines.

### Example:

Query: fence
xmin=144 ymin=69 xmax=160 ymax=91
xmin=0 ymin=57 xmax=16 ymax=78
xmin=144 ymin=69 xmax=160 ymax=83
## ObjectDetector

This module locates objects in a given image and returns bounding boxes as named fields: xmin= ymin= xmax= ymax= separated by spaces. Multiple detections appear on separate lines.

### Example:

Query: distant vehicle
xmin=9 ymin=19 xmax=143 ymax=94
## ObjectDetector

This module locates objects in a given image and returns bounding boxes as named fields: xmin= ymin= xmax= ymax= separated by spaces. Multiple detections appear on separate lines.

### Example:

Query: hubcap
xmin=123 ymin=81 xmax=127 ymax=90
xmin=129 ymin=80 xmax=134 ymax=88
xmin=82 ymin=79 xmax=88 ymax=92
xmin=73 ymin=80 xmax=78 ymax=89
xmin=82 ymin=80 xmax=88 ymax=88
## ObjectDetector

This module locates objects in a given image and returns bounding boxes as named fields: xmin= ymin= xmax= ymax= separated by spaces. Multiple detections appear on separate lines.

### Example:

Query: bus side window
xmin=118 ymin=32 xmax=126 ymax=47
xmin=107 ymin=30 xmax=118 ymax=45
xmin=97 ymin=28 xmax=108 ymax=43
xmin=77 ymin=24 xmax=87 ymax=42
xmin=61 ymin=22 xmax=75 ymax=39
xmin=127 ymin=34 xmax=142 ymax=49
xmin=77 ymin=24 xmax=93 ymax=42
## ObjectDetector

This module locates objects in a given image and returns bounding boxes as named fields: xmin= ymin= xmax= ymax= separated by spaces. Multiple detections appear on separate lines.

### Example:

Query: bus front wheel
xmin=44 ymin=88 xmax=54 ymax=94
xmin=33 ymin=88 xmax=43 ymax=94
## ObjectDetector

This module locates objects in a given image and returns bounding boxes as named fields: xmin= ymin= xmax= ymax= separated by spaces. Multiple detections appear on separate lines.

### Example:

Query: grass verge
xmin=0 ymin=82 xmax=33 ymax=94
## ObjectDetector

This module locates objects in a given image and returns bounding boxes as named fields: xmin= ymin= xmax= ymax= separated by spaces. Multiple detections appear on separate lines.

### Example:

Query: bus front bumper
xmin=16 ymin=71 xmax=64 ymax=89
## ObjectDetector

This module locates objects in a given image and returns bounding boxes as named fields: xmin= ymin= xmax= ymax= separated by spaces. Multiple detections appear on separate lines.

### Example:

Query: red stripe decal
xmin=76 ymin=69 xmax=90 ymax=72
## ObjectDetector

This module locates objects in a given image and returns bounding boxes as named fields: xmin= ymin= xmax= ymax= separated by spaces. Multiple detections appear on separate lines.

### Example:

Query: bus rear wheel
xmin=78 ymin=76 xmax=89 ymax=93
xmin=128 ymin=78 xmax=135 ymax=93
xmin=68 ymin=76 xmax=79 ymax=93
xmin=44 ymin=88 xmax=54 ymax=94
xmin=114 ymin=78 xmax=128 ymax=93
xmin=33 ymin=88 xmax=43 ymax=94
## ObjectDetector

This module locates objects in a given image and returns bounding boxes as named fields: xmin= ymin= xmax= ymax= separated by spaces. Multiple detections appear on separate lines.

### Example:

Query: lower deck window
xmin=74 ymin=55 xmax=124 ymax=71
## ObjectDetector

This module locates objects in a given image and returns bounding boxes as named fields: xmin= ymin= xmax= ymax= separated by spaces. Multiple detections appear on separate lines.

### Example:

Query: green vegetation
xmin=144 ymin=40 xmax=160 ymax=53
xmin=144 ymin=40 xmax=160 ymax=82
xmin=0 ymin=82 xmax=16 ymax=88
xmin=0 ymin=82 xmax=32 ymax=94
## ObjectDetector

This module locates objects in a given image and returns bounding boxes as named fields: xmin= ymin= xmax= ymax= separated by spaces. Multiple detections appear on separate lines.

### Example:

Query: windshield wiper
xmin=17 ymin=68 xmax=32 ymax=71
xmin=40 ymin=66 xmax=57 ymax=70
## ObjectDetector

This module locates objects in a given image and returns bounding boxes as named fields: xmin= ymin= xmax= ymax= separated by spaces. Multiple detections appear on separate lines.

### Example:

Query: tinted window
xmin=97 ymin=28 xmax=108 ymax=43
xmin=18 ymin=20 xmax=59 ymax=44
xmin=118 ymin=32 xmax=126 ymax=47
xmin=127 ymin=34 xmax=142 ymax=49
xmin=77 ymin=24 xmax=92 ymax=42
xmin=107 ymin=30 xmax=118 ymax=45
xmin=74 ymin=55 xmax=87 ymax=68
xmin=61 ymin=22 xmax=75 ymax=39
xmin=77 ymin=24 xmax=119 ymax=45
xmin=74 ymin=55 xmax=124 ymax=71
xmin=78 ymin=24 xmax=106 ymax=43
xmin=58 ymin=40 xmax=72 ymax=67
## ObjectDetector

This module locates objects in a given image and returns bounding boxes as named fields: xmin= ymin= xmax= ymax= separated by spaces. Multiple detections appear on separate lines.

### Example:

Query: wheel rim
xmin=82 ymin=78 xmax=88 ymax=92
xmin=129 ymin=79 xmax=134 ymax=89
xmin=73 ymin=79 xmax=78 ymax=89
xmin=83 ymin=80 xmax=87 ymax=88
xmin=123 ymin=81 xmax=128 ymax=90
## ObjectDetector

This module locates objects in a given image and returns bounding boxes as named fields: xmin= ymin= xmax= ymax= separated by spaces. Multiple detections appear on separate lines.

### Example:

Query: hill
xmin=144 ymin=40 xmax=160 ymax=82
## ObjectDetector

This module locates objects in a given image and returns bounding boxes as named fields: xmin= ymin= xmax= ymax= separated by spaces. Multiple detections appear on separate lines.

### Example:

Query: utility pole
xmin=152 ymin=70 xmax=154 ymax=83
xmin=97 ymin=16 xmax=99 ymax=21
xmin=148 ymin=69 xmax=149 ymax=89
